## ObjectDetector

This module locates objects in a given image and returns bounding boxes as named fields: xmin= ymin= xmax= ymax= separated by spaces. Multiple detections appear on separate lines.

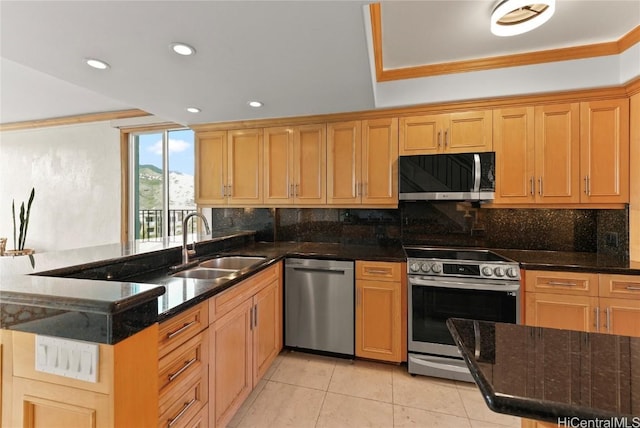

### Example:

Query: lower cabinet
xmin=209 ymin=262 xmax=282 ymax=428
xmin=355 ymin=261 xmax=406 ymax=362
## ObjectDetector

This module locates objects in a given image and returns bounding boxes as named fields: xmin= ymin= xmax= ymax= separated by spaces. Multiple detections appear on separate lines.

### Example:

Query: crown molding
xmin=0 ymin=109 xmax=150 ymax=132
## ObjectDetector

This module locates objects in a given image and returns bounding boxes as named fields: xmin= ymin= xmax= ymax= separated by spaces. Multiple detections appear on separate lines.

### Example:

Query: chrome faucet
xmin=182 ymin=212 xmax=211 ymax=264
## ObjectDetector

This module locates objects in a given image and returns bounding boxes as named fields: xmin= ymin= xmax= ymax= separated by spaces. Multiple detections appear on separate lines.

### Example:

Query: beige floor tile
xmin=394 ymin=405 xmax=472 ymax=428
xmin=237 ymin=381 xmax=325 ymax=428
xmin=455 ymin=380 xmax=480 ymax=391
xmin=458 ymin=388 xmax=521 ymax=427
xmin=469 ymin=419 xmax=522 ymax=428
xmin=269 ymin=351 xmax=336 ymax=390
xmin=316 ymin=392 xmax=394 ymax=428
xmin=263 ymin=351 xmax=286 ymax=380
xmin=328 ymin=359 xmax=393 ymax=403
xmin=227 ymin=379 xmax=267 ymax=427
xmin=392 ymin=368 xmax=467 ymax=417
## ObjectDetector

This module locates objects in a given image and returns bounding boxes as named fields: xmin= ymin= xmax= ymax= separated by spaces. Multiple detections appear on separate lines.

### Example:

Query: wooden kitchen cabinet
xmin=598 ymin=274 xmax=640 ymax=336
xmin=195 ymin=129 xmax=263 ymax=206
xmin=525 ymin=292 xmax=598 ymax=332
xmin=209 ymin=263 xmax=282 ymax=428
xmin=327 ymin=118 xmax=398 ymax=206
xmin=493 ymin=104 xmax=580 ymax=204
xmin=399 ymin=110 xmax=492 ymax=155
xmin=355 ymin=261 xmax=405 ymax=362
xmin=580 ymin=98 xmax=630 ymax=203
xmin=263 ymin=124 xmax=326 ymax=205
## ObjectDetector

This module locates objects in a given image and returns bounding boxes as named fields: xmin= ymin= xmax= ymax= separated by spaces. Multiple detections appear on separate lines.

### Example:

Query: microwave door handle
xmin=473 ymin=154 xmax=481 ymax=192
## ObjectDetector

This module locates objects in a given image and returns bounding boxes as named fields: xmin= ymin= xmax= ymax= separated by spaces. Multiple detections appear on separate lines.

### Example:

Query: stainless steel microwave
xmin=399 ymin=152 xmax=495 ymax=201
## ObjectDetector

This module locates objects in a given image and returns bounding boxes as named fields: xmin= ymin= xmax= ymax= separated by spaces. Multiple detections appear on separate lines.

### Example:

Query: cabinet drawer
xmin=213 ymin=264 xmax=280 ymax=319
xmin=183 ymin=404 xmax=208 ymax=428
xmin=356 ymin=261 xmax=402 ymax=282
xmin=525 ymin=270 xmax=598 ymax=296
xmin=159 ymin=303 xmax=208 ymax=359
xmin=158 ymin=331 xmax=208 ymax=396
xmin=598 ymin=274 xmax=640 ymax=299
xmin=158 ymin=369 xmax=207 ymax=428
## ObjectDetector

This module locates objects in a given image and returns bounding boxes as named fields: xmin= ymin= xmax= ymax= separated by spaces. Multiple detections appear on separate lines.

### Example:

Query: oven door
xmin=408 ymin=275 xmax=520 ymax=358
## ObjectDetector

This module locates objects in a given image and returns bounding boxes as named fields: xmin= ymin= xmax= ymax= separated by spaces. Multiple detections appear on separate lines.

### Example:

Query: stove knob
xmin=421 ymin=263 xmax=431 ymax=273
xmin=481 ymin=266 xmax=493 ymax=277
xmin=409 ymin=263 xmax=420 ymax=273
xmin=493 ymin=267 xmax=505 ymax=277
xmin=431 ymin=263 xmax=442 ymax=274
xmin=506 ymin=267 xmax=518 ymax=278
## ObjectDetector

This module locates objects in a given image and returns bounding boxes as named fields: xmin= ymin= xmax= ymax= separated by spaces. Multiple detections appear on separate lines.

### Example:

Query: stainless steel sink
xmin=198 ymin=256 xmax=266 ymax=270
xmin=172 ymin=268 xmax=236 ymax=280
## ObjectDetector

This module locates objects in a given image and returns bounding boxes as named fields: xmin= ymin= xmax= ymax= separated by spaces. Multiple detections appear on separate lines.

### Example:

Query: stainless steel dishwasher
xmin=284 ymin=258 xmax=354 ymax=356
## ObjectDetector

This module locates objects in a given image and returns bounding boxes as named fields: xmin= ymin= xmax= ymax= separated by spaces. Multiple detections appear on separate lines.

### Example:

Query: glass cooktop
xmin=404 ymin=247 xmax=510 ymax=262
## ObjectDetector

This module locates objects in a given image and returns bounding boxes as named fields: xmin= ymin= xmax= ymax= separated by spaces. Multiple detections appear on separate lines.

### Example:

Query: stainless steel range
xmin=405 ymin=246 xmax=521 ymax=382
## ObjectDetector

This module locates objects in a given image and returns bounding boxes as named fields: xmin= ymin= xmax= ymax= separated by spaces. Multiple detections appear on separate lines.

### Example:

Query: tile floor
xmin=228 ymin=350 xmax=521 ymax=428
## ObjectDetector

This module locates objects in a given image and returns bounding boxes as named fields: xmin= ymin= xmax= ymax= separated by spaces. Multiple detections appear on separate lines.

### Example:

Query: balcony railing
xmin=138 ymin=209 xmax=197 ymax=239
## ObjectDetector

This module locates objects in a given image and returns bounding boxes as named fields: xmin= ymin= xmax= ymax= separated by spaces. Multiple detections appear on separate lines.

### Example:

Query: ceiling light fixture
xmin=186 ymin=107 xmax=201 ymax=113
xmin=247 ymin=101 xmax=264 ymax=108
xmin=170 ymin=43 xmax=196 ymax=56
xmin=85 ymin=58 xmax=110 ymax=70
xmin=491 ymin=0 xmax=556 ymax=37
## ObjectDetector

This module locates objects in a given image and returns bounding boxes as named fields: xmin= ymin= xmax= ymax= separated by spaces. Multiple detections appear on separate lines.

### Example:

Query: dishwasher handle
xmin=289 ymin=266 xmax=346 ymax=274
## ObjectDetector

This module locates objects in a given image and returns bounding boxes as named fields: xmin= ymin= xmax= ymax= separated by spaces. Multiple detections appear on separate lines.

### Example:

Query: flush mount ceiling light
xmin=170 ymin=43 xmax=196 ymax=56
xmin=186 ymin=107 xmax=201 ymax=113
xmin=85 ymin=58 xmax=110 ymax=70
xmin=247 ymin=101 xmax=264 ymax=108
xmin=491 ymin=0 xmax=556 ymax=37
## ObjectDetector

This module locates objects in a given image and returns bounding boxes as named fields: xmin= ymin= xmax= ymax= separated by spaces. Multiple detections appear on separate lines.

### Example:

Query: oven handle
xmin=409 ymin=276 xmax=520 ymax=292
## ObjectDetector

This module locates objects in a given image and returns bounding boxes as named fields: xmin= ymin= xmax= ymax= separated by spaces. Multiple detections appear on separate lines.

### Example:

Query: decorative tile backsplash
xmin=209 ymin=202 xmax=629 ymax=260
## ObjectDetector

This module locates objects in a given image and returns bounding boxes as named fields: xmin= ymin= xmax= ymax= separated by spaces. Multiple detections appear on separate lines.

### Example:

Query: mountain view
xmin=138 ymin=164 xmax=195 ymax=210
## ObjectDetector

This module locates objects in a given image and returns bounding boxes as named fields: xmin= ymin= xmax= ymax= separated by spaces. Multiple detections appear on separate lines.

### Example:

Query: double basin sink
xmin=172 ymin=256 xmax=267 ymax=280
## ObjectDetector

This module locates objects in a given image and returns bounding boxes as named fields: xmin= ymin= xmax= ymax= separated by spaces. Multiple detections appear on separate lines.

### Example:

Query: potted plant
xmin=6 ymin=187 xmax=35 ymax=256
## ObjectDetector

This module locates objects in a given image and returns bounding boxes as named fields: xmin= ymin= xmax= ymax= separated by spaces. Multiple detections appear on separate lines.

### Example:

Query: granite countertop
xmin=447 ymin=318 xmax=640 ymax=422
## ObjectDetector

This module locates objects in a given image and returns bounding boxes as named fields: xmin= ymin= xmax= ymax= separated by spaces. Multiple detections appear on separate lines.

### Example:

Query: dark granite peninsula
xmin=447 ymin=318 xmax=640 ymax=422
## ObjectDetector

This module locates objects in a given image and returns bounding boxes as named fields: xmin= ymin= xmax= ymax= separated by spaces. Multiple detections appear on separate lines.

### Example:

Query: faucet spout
xmin=182 ymin=212 xmax=211 ymax=264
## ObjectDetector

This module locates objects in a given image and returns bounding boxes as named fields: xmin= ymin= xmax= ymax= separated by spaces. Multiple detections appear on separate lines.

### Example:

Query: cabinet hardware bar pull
xmin=167 ymin=321 xmax=197 ymax=339
xmin=254 ymin=305 xmax=258 ymax=328
xmin=538 ymin=177 xmax=543 ymax=196
xmin=626 ymin=286 xmax=640 ymax=291
xmin=296 ymin=184 xmax=299 ymax=197
xmin=530 ymin=177 xmax=535 ymax=196
xmin=366 ymin=269 xmax=390 ymax=275
xmin=222 ymin=185 xmax=226 ymax=197
xmin=228 ymin=185 xmax=232 ymax=197
xmin=605 ymin=307 xmax=611 ymax=332
xmin=594 ymin=307 xmax=600 ymax=331
xmin=547 ymin=281 xmax=578 ymax=287
xmin=437 ymin=131 xmax=442 ymax=148
xmin=167 ymin=398 xmax=197 ymax=427
xmin=289 ymin=184 xmax=293 ymax=198
xmin=168 ymin=358 xmax=198 ymax=382
xmin=444 ymin=129 xmax=449 ymax=147
xmin=250 ymin=305 xmax=254 ymax=330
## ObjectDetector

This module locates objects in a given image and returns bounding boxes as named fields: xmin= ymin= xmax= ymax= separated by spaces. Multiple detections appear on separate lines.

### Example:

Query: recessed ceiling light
xmin=491 ymin=0 xmax=556 ymax=37
xmin=247 ymin=101 xmax=264 ymax=108
xmin=170 ymin=43 xmax=196 ymax=56
xmin=186 ymin=107 xmax=201 ymax=113
xmin=85 ymin=58 xmax=110 ymax=70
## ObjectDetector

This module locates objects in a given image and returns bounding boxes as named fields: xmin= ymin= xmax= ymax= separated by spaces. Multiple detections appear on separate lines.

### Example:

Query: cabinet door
xmin=525 ymin=292 xmax=598 ymax=332
xmin=534 ymin=103 xmax=580 ymax=203
xmin=263 ymin=127 xmax=294 ymax=205
xmin=399 ymin=114 xmax=442 ymax=155
xmin=580 ymin=99 xmax=630 ymax=203
xmin=294 ymin=124 xmax=326 ymax=205
xmin=493 ymin=107 xmax=535 ymax=204
xmin=210 ymin=298 xmax=253 ymax=428
xmin=600 ymin=298 xmax=640 ymax=337
xmin=195 ymin=131 xmax=227 ymax=205
xmin=327 ymin=121 xmax=362 ymax=204
xmin=447 ymin=110 xmax=493 ymax=153
xmin=253 ymin=279 xmax=281 ymax=383
xmin=227 ymin=129 xmax=263 ymax=205
xmin=361 ymin=118 xmax=398 ymax=206
xmin=355 ymin=279 xmax=402 ymax=362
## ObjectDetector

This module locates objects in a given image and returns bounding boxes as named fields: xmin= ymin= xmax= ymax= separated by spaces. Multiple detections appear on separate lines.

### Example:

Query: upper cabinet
xmin=264 ymin=124 xmax=326 ymax=205
xmin=196 ymin=129 xmax=263 ymax=206
xmin=399 ymin=110 xmax=492 ymax=155
xmin=580 ymin=99 xmax=630 ymax=204
xmin=493 ymin=104 xmax=580 ymax=204
xmin=327 ymin=118 xmax=398 ymax=206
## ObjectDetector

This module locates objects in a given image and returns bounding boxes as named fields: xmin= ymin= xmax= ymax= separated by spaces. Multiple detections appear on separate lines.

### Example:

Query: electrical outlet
xmin=35 ymin=335 xmax=98 ymax=382
xmin=605 ymin=232 xmax=619 ymax=248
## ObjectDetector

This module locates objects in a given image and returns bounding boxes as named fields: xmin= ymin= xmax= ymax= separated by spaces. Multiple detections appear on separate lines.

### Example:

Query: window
xmin=129 ymin=129 xmax=196 ymax=240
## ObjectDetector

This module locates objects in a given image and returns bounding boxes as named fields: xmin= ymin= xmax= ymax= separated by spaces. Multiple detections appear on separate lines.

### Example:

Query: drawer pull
xmin=626 ymin=286 xmax=640 ymax=291
xmin=168 ymin=358 xmax=198 ymax=382
xmin=167 ymin=320 xmax=197 ymax=339
xmin=365 ymin=269 xmax=391 ymax=275
xmin=594 ymin=307 xmax=600 ymax=331
xmin=547 ymin=281 xmax=578 ymax=287
xmin=167 ymin=398 xmax=197 ymax=427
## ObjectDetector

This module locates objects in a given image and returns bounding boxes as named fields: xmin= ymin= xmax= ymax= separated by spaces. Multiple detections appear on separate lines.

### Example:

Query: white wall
xmin=0 ymin=121 xmax=121 ymax=252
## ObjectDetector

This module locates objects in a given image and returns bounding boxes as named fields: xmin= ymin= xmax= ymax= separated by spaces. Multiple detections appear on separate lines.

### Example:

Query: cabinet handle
xmin=228 ymin=185 xmax=232 ymax=197
xmin=444 ymin=129 xmax=449 ymax=147
xmin=584 ymin=176 xmax=590 ymax=196
xmin=295 ymin=184 xmax=299 ymax=197
xmin=366 ymin=269 xmax=390 ymax=275
xmin=530 ymin=177 xmax=535 ymax=196
xmin=254 ymin=305 xmax=258 ymax=328
xmin=168 ymin=357 xmax=198 ymax=382
xmin=167 ymin=398 xmax=197 ymax=427
xmin=222 ymin=185 xmax=226 ymax=197
xmin=167 ymin=321 xmax=197 ymax=339
xmin=605 ymin=307 xmax=611 ymax=333
xmin=547 ymin=281 xmax=578 ymax=287
xmin=437 ymin=131 xmax=442 ymax=148
xmin=250 ymin=306 xmax=254 ymax=330
xmin=594 ymin=307 xmax=600 ymax=331
xmin=626 ymin=286 xmax=640 ymax=291
xmin=538 ymin=177 xmax=543 ymax=196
